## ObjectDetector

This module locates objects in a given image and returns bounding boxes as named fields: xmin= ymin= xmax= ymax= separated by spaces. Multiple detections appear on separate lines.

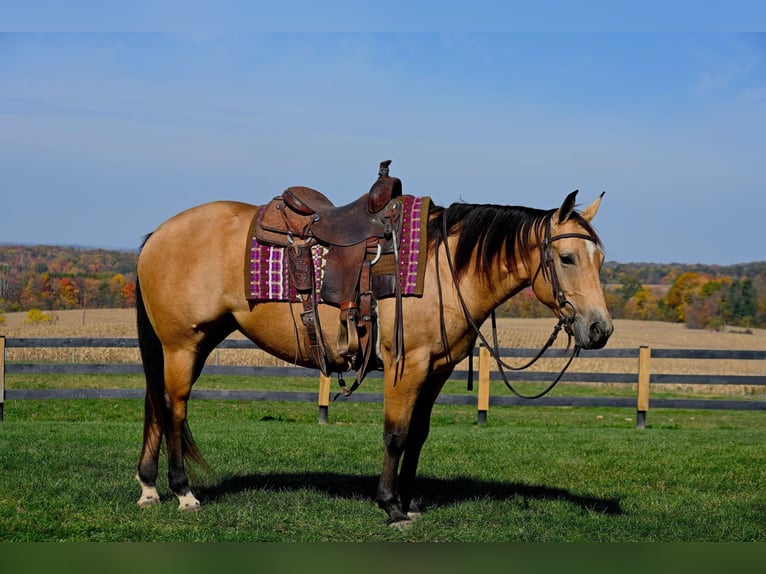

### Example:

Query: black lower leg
xmin=137 ymin=459 xmax=158 ymax=488
xmin=377 ymin=429 xmax=409 ymax=523
xmin=168 ymin=461 xmax=190 ymax=496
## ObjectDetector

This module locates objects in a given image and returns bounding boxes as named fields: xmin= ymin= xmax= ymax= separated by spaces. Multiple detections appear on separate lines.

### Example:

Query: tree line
xmin=2 ymin=245 xmax=765 ymax=330
xmin=0 ymin=245 xmax=137 ymax=312
xmin=499 ymin=261 xmax=766 ymax=330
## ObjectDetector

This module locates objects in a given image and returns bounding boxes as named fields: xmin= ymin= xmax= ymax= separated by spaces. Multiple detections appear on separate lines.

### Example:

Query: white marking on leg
xmin=135 ymin=473 xmax=161 ymax=507
xmin=389 ymin=519 xmax=414 ymax=531
xmin=176 ymin=491 xmax=201 ymax=512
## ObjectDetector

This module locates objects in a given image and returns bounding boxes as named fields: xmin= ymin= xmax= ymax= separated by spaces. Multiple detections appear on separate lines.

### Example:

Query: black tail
xmin=136 ymin=275 xmax=166 ymax=452
xmin=136 ymin=252 xmax=206 ymax=470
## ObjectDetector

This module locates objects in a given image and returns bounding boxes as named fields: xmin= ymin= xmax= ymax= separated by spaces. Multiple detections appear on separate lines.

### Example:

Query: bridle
xmin=438 ymin=210 xmax=600 ymax=400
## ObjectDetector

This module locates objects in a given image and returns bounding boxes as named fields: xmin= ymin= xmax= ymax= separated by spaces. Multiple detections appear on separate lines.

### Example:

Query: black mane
xmin=427 ymin=202 xmax=601 ymax=281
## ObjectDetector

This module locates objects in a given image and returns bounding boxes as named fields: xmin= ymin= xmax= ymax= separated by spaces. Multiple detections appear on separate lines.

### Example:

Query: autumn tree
xmin=56 ymin=277 xmax=81 ymax=309
xmin=684 ymin=279 xmax=727 ymax=330
xmin=19 ymin=272 xmax=55 ymax=309
xmin=663 ymin=272 xmax=702 ymax=322
xmin=122 ymin=280 xmax=136 ymax=307
xmin=618 ymin=276 xmax=643 ymax=303
xmin=624 ymin=286 xmax=660 ymax=321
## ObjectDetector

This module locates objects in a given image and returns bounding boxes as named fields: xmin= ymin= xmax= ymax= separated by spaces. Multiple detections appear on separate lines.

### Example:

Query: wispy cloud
xmin=692 ymin=34 xmax=764 ymax=102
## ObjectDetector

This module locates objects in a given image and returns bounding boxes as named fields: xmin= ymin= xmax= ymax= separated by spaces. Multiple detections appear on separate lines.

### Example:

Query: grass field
xmin=1 ymin=310 xmax=765 ymax=542
xmin=1 ymin=397 xmax=765 ymax=542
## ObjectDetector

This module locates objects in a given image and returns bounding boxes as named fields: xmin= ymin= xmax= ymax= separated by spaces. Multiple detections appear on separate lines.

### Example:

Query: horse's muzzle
xmin=574 ymin=316 xmax=613 ymax=350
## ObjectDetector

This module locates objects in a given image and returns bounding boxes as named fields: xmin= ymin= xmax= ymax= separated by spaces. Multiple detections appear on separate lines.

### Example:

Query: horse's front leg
xmin=376 ymin=363 xmax=432 ymax=526
xmin=377 ymin=416 xmax=410 ymax=525
xmin=397 ymin=372 xmax=449 ymax=517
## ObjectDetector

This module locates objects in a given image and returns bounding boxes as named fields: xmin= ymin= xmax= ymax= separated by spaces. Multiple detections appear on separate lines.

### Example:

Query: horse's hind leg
xmin=135 ymin=287 xmax=165 ymax=507
xmin=163 ymin=348 xmax=203 ymax=511
xmin=136 ymin=394 xmax=163 ymax=506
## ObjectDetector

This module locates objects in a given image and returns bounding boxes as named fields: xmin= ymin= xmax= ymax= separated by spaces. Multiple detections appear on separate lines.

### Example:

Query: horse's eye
xmin=560 ymin=254 xmax=576 ymax=266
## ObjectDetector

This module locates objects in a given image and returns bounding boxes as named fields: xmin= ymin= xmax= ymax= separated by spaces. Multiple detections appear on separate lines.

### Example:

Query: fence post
xmin=636 ymin=345 xmax=651 ymax=429
xmin=0 ymin=336 xmax=5 ymax=422
xmin=318 ymin=373 xmax=331 ymax=424
xmin=477 ymin=345 xmax=490 ymax=425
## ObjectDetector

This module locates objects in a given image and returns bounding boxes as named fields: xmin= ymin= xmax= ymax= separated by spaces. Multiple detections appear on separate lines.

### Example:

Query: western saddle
xmin=254 ymin=160 xmax=404 ymax=393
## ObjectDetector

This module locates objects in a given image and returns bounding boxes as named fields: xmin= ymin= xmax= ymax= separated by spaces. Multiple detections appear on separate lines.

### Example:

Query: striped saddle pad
xmin=245 ymin=195 xmax=431 ymax=302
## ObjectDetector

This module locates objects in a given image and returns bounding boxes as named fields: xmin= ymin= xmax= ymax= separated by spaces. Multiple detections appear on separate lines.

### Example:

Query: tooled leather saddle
xmin=254 ymin=160 xmax=404 ymax=394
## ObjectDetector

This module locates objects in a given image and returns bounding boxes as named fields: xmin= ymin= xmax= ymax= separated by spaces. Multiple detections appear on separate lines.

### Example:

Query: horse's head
xmin=530 ymin=190 xmax=613 ymax=350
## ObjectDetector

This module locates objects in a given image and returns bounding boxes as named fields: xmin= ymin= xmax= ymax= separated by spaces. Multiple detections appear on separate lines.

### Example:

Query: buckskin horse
xmin=134 ymin=166 xmax=613 ymax=527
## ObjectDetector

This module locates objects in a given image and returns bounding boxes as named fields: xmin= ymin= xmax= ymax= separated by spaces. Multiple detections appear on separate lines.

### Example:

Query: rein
xmin=438 ymin=210 xmax=599 ymax=400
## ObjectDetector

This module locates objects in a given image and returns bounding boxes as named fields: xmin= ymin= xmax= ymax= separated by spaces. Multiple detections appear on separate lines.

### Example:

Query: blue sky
xmin=1 ymin=27 xmax=765 ymax=264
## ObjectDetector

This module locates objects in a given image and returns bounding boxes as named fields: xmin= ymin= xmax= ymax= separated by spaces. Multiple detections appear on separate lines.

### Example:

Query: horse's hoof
xmin=177 ymin=500 xmax=201 ymax=512
xmin=135 ymin=474 xmax=161 ymax=508
xmin=178 ymin=501 xmax=201 ymax=512
xmin=137 ymin=495 xmax=160 ymax=508
xmin=176 ymin=492 xmax=201 ymax=512
xmin=389 ymin=518 xmax=413 ymax=531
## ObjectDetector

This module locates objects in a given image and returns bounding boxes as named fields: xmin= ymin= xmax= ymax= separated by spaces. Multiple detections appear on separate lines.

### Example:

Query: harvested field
xmin=5 ymin=309 xmax=765 ymax=348
xmin=2 ymin=309 xmax=764 ymax=397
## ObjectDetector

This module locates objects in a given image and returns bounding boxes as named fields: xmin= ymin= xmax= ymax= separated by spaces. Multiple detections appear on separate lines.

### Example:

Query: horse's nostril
xmin=590 ymin=321 xmax=605 ymax=339
xmin=588 ymin=320 xmax=614 ymax=343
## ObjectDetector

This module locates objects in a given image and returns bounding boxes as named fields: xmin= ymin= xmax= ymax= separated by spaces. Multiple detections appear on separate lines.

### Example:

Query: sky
xmin=1 ymin=12 xmax=765 ymax=264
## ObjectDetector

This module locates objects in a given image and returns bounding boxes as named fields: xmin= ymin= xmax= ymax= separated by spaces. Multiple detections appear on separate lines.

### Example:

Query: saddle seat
xmin=280 ymin=161 xmax=402 ymax=246
xmin=281 ymin=187 xmax=391 ymax=247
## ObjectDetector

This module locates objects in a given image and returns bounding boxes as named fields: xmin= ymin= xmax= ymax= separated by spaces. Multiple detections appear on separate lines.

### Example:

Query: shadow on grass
xmin=196 ymin=472 xmax=624 ymax=516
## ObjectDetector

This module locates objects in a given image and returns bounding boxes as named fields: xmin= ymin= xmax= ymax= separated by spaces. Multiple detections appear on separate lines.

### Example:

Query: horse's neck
xmin=439 ymin=239 xmax=534 ymax=326
xmin=465 ymin=267 xmax=529 ymax=323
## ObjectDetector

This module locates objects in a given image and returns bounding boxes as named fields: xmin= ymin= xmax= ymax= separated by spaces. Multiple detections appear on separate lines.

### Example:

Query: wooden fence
xmin=1 ymin=336 xmax=765 ymax=426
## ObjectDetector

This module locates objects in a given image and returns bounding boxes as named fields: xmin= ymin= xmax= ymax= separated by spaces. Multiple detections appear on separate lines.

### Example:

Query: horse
xmin=133 ymin=188 xmax=613 ymax=526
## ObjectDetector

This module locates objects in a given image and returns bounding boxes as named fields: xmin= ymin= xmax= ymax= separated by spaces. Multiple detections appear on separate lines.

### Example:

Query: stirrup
xmin=337 ymin=301 xmax=360 ymax=360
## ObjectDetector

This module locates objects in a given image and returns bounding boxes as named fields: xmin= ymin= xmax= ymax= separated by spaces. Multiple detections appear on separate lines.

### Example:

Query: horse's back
xmin=138 ymin=201 xmax=259 ymax=330
xmin=147 ymin=200 xmax=257 ymax=236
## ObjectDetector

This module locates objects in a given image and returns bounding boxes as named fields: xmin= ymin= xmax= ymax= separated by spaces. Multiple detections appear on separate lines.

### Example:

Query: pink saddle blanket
xmin=246 ymin=195 xmax=430 ymax=302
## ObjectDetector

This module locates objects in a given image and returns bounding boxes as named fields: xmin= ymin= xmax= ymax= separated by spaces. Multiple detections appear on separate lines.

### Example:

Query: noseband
xmin=440 ymin=211 xmax=600 ymax=400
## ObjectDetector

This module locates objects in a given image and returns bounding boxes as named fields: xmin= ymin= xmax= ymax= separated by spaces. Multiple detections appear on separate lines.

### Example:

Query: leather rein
xmin=438 ymin=210 xmax=600 ymax=400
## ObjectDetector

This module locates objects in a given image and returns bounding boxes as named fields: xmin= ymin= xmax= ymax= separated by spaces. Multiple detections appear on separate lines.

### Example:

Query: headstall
xmin=439 ymin=211 xmax=600 ymax=399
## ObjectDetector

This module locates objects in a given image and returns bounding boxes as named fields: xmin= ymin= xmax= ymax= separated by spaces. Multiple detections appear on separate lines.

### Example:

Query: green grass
xmin=7 ymin=372 xmax=762 ymax=402
xmin=1 ymin=394 xmax=765 ymax=542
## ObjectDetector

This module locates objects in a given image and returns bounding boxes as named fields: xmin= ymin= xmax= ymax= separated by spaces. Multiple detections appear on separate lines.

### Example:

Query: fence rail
xmin=1 ymin=337 xmax=765 ymax=425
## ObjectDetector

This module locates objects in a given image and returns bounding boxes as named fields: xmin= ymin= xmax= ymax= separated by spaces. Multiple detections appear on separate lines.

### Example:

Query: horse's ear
xmin=580 ymin=191 xmax=605 ymax=223
xmin=556 ymin=190 xmax=579 ymax=223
